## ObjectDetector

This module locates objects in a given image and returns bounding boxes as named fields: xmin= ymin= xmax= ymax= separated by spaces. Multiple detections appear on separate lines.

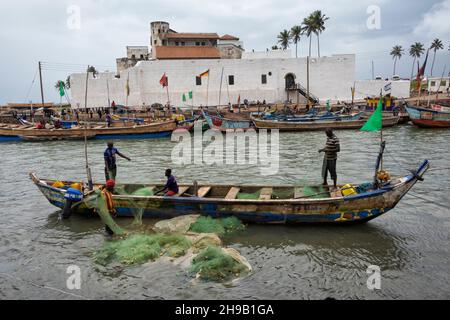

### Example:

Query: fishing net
xmin=302 ymin=186 xmax=329 ymax=199
xmin=94 ymin=233 xmax=191 ymax=266
xmin=236 ymin=190 xmax=261 ymax=199
xmin=189 ymin=216 xmax=245 ymax=235
xmin=189 ymin=246 xmax=248 ymax=281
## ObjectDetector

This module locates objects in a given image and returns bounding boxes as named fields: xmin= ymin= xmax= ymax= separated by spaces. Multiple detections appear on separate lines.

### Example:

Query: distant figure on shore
xmin=319 ymin=128 xmax=340 ymax=188
xmin=102 ymin=179 xmax=116 ymax=235
xmin=104 ymin=141 xmax=131 ymax=181
xmin=156 ymin=169 xmax=179 ymax=197
xmin=97 ymin=109 xmax=102 ymax=120
xmin=106 ymin=113 xmax=112 ymax=127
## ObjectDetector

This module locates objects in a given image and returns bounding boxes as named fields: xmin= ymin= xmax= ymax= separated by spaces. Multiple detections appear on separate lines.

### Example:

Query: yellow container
xmin=70 ymin=182 xmax=82 ymax=191
xmin=342 ymin=184 xmax=357 ymax=196
xmin=52 ymin=181 xmax=65 ymax=189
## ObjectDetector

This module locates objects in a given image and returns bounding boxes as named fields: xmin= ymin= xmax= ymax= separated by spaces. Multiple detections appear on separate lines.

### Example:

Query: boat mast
xmin=84 ymin=65 xmax=93 ymax=190
xmin=306 ymin=56 xmax=310 ymax=109
xmin=38 ymin=61 xmax=45 ymax=108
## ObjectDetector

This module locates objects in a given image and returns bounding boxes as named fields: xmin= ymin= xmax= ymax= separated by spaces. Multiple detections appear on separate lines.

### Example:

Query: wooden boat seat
xmin=177 ymin=186 xmax=190 ymax=196
xmin=94 ymin=125 xmax=104 ymax=129
xmin=259 ymin=187 xmax=273 ymax=200
xmin=225 ymin=187 xmax=240 ymax=200
xmin=197 ymin=186 xmax=211 ymax=198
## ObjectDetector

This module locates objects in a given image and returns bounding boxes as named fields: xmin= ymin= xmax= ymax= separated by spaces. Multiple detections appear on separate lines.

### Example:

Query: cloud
xmin=414 ymin=0 xmax=450 ymax=38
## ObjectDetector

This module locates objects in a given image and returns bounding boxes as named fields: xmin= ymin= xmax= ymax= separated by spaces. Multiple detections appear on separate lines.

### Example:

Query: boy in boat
xmin=155 ymin=169 xmax=179 ymax=196
xmin=319 ymin=128 xmax=340 ymax=188
xmin=104 ymin=141 xmax=131 ymax=181
xmin=102 ymin=179 xmax=116 ymax=235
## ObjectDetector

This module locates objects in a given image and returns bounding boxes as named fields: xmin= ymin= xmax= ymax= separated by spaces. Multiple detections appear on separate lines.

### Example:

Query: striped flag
xmin=384 ymin=82 xmax=392 ymax=93
xmin=199 ymin=69 xmax=210 ymax=77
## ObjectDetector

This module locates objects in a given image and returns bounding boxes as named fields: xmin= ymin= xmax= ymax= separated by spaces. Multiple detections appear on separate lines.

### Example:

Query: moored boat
xmin=252 ymin=115 xmax=399 ymax=131
xmin=406 ymin=104 xmax=450 ymax=128
xmin=30 ymin=159 xmax=429 ymax=224
xmin=202 ymin=111 xmax=252 ymax=132
xmin=0 ymin=120 xmax=177 ymax=142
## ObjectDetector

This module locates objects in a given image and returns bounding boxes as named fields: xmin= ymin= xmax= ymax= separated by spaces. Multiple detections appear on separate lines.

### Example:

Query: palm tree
xmin=65 ymin=76 xmax=71 ymax=89
xmin=409 ymin=42 xmax=425 ymax=80
xmin=430 ymin=38 xmax=444 ymax=77
xmin=311 ymin=10 xmax=329 ymax=57
xmin=271 ymin=45 xmax=279 ymax=50
xmin=390 ymin=45 xmax=404 ymax=76
xmin=302 ymin=14 xmax=316 ymax=57
xmin=87 ymin=66 xmax=98 ymax=78
xmin=290 ymin=25 xmax=304 ymax=58
xmin=277 ymin=30 xmax=291 ymax=50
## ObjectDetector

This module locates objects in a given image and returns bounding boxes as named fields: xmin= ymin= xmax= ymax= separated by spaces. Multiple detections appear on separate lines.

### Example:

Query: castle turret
xmin=150 ymin=21 xmax=170 ymax=59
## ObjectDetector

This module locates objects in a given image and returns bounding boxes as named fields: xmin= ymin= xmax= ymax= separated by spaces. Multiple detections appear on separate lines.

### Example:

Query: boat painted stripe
xmin=93 ymin=131 xmax=173 ymax=140
xmin=0 ymin=136 xmax=22 ymax=142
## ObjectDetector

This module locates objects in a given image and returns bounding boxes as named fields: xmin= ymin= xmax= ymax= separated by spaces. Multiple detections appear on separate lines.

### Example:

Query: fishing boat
xmin=405 ymin=104 xmax=450 ymax=128
xmin=30 ymin=159 xmax=429 ymax=224
xmin=252 ymin=114 xmax=399 ymax=131
xmin=202 ymin=111 xmax=252 ymax=132
xmin=0 ymin=120 xmax=176 ymax=142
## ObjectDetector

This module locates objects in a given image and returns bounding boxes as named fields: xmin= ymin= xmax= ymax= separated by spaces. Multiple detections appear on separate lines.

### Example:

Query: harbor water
xmin=0 ymin=124 xmax=449 ymax=299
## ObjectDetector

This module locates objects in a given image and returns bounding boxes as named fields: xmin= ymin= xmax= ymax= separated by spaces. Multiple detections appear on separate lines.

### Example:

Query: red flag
xmin=160 ymin=73 xmax=168 ymax=87
xmin=237 ymin=94 xmax=241 ymax=105
xmin=416 ymin=49 xmax=429 ymax=91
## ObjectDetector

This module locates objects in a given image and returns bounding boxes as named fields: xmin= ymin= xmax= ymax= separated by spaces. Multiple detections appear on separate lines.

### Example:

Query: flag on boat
xmin=188 ymin=91 xmax=193 ymax=99
xmin=384 ymin=82 xmax=392 ymax=93
xmin=182 ymin=93 xmax=187 ymax=102
xmin=198 ymin=69 xmax=209 ymax=77
xmin=416 ymin=49 xmax=429 ymax=91
xmin=160 ymin=73 xmax=168 ymax=87
xmin=360 ymin=100 xmax=382 ymax=132
xmin=59 ymin=81 xmax=65 ymax=97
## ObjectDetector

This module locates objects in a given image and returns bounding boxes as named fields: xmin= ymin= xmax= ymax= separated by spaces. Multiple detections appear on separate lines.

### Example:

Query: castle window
xmin=154 ymin=40 xmax=157 ymax=45
xmin=196 ymin=42 xmax=200 ymax=46
xmin=181 ymin=42 xmax=185 ymax=46
xmin=228 ymin=75 xmax=234 ymax=85
xmin=131 ymin=54 xmax=136 ymax=60
xmin=201 ymin=42 xmax=206 ymax=46
xmin=261 ymin=74 xmax=267 ymax=84
xmin=196 ymin=76 xmax=202 ymax=86
xmin=140 ymin=54 xmax=144 ymax=59
xmin=175 ymin=41 xmax=179 ymax=46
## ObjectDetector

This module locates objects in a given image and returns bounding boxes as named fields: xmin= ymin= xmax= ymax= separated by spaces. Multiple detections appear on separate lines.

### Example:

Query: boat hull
xmin=0 ymin=121 xmax=176 ymax=142
xmin=30 ymin=160 xmax=428 ymax=225
xmin=202 ymin=111 xmax=252 ymax=132
xmin=252 ymin=116 xmax=399 ymax=131
xmin=406 ymin=104 xmax=450 ymax=128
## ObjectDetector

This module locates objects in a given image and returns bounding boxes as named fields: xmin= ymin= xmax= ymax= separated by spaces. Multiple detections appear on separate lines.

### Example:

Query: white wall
xmin=242 ymin=50 xmax=292 ymax=60
xmin=354 ymin=80 xmax=410 ymax=99
xmin=70 ymin=54 xmax=357 ymax=108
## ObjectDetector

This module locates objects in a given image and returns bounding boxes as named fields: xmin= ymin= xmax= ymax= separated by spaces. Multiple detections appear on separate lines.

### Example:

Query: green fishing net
xmin=94 ymin=233 xmax=191 ymax=266
xmin=189 ymin=246 xmax=248 ymax=281
xmin=302 ymin=186 xmax=329 ymax=199
xmin=189 ymin=216 xmax=245 ymax=235
xmin=236 ymin=190 xmax=261 ymax=199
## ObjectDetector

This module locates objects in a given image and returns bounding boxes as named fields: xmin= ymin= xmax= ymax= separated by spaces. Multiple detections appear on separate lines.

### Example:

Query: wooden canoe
xmin=0 ymin=120 xmax=176 ymax=142
xmin=29 ymin=160 xmax=429 ymax=224
xmin=406 ymin=104 xmax=450 ymax=128
xmin=202 ymin=111 xmax=252 ymax=132
xmin=251 ymin=115 xmax=399 ymax=131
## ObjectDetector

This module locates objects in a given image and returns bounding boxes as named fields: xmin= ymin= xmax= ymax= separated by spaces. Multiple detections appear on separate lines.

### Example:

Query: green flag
xmin=360 ymin=100 xmax=382 ymax=131
xmin=182 ymin=93 xmax=187 ymax=102
xmin=188 ymin=91 xmax=193 ymax=99
xmin=59 ymin=81 xmax=65 ymax=97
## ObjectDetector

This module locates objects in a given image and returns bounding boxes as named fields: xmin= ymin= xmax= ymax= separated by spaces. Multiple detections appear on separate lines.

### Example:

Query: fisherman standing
xmin=104 ymin=141 xmax=131 ymax=181
xmin=319 ymin=128 xmax=340 ymax=188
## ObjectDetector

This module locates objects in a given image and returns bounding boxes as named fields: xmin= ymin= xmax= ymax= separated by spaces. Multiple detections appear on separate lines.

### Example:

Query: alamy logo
xmin=67 ymin=5 xmax=81 ymax=30
xmin=66 ymin=265 xmax=81 ymax=290
xmin=171 ymin=123 xmax=279 ymax=176
xmin=366 ymin=265 xmax=381 ymax=290
xmin=366 ymin=5 xmax=381 ymax=30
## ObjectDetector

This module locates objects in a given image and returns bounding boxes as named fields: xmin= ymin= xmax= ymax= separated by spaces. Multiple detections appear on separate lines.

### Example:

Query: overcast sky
xmin=0 ymin=0 xmax=449 ymax=104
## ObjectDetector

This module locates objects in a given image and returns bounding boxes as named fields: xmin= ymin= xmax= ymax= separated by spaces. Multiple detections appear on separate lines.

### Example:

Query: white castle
xmin=69 ymin=21 xmax=410 ymax=108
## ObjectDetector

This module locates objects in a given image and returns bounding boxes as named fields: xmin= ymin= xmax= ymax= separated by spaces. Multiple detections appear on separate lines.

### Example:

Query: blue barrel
xmin=62 ymin=188 xmax=83 ymax=219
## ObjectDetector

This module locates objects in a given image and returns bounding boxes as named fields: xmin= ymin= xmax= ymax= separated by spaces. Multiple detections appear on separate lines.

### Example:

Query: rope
xmin=24 ymin=69 xmax=39 ymax=102
xmin=405 ymin=192 xmax=450 ymax=211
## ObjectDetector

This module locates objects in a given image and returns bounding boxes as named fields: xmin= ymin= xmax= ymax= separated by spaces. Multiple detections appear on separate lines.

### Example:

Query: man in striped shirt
xmin=319 ymin=128 xmax=340 ymax=188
